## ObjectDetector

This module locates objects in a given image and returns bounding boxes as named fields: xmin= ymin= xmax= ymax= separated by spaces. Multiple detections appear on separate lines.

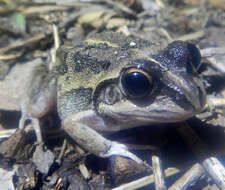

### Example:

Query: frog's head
xmin=95 ymin=41 xmax=206 ymax=126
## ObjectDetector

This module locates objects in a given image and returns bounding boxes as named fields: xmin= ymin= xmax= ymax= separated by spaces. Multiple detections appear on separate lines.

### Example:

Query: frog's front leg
xmin=63 ymin=115 xmax=143 ymax=164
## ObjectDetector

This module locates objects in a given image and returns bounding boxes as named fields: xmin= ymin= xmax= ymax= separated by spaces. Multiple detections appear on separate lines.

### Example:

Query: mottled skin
xmin=19 ymin=32 xmax=206 ymax=163
xmin=56 ymin=32 xmax=160 ymax=120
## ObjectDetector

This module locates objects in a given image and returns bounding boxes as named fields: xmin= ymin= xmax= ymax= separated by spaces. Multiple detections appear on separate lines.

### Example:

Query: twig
xmin=206 ymin=57 xmax=225 ymax=73
xmin=177 ymin=123 xmax=225 ymax=190
xmin=49 ymin=24 xmax=60 ymax=71
xmin=101 ymin=0 xmax=136 ymax=17
xmin=53 ymin=24 xmax=60 ymax=50
xmin=202 ymin=157 xmax=225 ymax=190
xmin=112 ymin=167 xmax=180 ymax=190
xmin=152 ymin=151 xmax=167 ymax=190
xmin=55 ymin=139 xmax=67 ymax=165
xmin=168 ymin=163 xmax=204 ymax=190
xmin=207 ymin=97 xmax=225 ymax=108
xmin=22 ymin=5 xmax=71 ymax=15
xmin=79 ymin=163 xmax=91 ymax=179
xmin=0 ymin=129 xmax=16 ymax=141
xmin=0 ymin=52 xmax=23 ymax=60
xmin=200 ymin=47 xmax=225 ymax=58
xmin=174 ymin=30 xmax=205 ymax=42
xmin=0 ymin=33 xmax=47 ymax=54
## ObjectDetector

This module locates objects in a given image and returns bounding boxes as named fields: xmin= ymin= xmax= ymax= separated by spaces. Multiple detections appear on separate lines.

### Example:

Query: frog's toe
xmin=103 ymin=142 xmax=143 ymax=164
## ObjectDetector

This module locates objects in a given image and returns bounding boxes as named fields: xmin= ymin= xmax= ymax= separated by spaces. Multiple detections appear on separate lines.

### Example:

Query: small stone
xmin=32 ymin=144 xmax=55 ymax=175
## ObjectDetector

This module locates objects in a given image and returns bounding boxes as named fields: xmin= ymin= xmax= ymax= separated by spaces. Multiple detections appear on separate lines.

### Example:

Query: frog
xmin=19 ymin=31 xmax=206 ymax=164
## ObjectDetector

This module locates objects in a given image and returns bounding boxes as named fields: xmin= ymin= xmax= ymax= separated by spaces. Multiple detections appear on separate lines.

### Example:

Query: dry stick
xmin=177 ymin=123 xmax=225 ymax=190
xmin=55 ymin=139 xmax=67 ymax=165
xmin=102 ymin=0 xmax=136 ymax=17
xmin=206 ymin=57 xmax=225 ymax=73
xmin=23 ymin=5 xmax=71 ymax=15
xmin=202 ymin=157 xmax=225 ymax=190
xmin=174 ymin=30 xmax=205 ymax=42
xmin=49 ymin=24 xmax=60 ymax=71
xmin=0 ymin=52 xmax=23 ymax=60
xmin=112 ymin=167 xmax=180 ymax=190
xmin=168 ymin=163 xmax=204 ymax=190
xmin=0 ymin=129 xmax=16 ymax=141
xmin=152 ymin=152 xmax=167 ymax=190
xmin=201 ymin=47 xmax=225 ymax=73
xmin=207 ymin=97 xmax=225 ymax=108
xmin=0 ymin=33 xmax=47 ymax=54
xmin=79 ymin=163 xmax=91 ymax=180
xmin=200 ymin=47 xmax=225 ymax=58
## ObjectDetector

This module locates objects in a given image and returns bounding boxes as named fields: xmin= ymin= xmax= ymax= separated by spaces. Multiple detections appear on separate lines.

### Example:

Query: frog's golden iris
xmin=121 ymin=67 xmax=153 ymax=98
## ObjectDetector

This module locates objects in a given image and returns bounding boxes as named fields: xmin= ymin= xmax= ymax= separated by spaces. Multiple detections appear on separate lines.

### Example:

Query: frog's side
xmin=19 ymin=32 xmax=206 ymax=163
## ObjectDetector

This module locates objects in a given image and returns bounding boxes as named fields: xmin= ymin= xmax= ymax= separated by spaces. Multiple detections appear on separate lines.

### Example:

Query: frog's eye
xmin=121 ymin=68 xmax=153 ymax=98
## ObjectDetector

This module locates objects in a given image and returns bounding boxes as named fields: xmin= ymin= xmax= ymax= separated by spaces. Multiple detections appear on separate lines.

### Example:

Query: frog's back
xmin=56 ymin=32 xmax=160 ymax=119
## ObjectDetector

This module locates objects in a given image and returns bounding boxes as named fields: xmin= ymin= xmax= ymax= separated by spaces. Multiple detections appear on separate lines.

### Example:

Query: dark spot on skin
xmin=58 ymin=87 xmax=93 ymax=119
xmin=74 ymin=52 xmax=111 ymax=74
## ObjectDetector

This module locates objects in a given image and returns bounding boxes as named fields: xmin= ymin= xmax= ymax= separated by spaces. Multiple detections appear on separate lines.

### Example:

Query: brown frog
xmin=19 ymin=32 xmax=206 ymax=163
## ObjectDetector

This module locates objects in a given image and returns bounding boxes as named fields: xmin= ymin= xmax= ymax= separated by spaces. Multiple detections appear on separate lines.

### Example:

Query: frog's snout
xmin=182 ymin=77 xmax=206 ymax=113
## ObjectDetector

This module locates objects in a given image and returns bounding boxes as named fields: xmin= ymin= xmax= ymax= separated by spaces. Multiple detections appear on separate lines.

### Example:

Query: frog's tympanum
xmin=19 ymin=32 xmax=206 ymax=163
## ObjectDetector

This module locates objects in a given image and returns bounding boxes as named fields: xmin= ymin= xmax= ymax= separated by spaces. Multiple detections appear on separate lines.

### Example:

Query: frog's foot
xmin=19 ymin=112 xmax=43 ymax=142
xmin=101 ymin=141 xmax=143 ymax=164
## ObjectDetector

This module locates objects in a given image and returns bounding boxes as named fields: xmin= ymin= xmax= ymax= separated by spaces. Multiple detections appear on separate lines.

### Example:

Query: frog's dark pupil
xmin=122 ymin=71 xmax=152 ymax=98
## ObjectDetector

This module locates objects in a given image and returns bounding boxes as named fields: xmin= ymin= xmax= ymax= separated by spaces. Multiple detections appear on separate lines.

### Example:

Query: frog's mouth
xmin=98 ymin=95 xmax=205 ymax=125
